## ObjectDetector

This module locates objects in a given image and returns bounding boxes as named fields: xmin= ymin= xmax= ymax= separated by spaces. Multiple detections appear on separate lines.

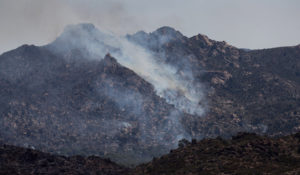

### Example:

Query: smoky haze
xmin=48 ymin=23 xmax=205 ymax=116
xmin=1 ymin=0 xmax=300 ymax=54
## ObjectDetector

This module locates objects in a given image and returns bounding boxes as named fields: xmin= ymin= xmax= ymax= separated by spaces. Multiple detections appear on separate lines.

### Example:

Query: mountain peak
xmin=57 ymin=23 xmax=103 ymax=41
xmin=190 ymin=34 xmax=214 ymax=47
xmin=127 ymin=26 xmax=185 ymax=49
xmin=152 ymin=26 xmax=183 ymax=39
xmin=64 ymin=23 xmax=96 ymax=33
xmin=103 ymin=53 xmax=118 ymax=66
xmin=46 ymin=23 xmax=114 ymax=58
xmin=154 ymin=26 xmax=178 ymax=33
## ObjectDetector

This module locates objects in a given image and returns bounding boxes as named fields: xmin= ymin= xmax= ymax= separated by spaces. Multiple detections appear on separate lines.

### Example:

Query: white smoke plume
xmin=96 ymin=76 xmax=191 ymax=145
xmin=48 ymin=23 xmax=205 ymax=116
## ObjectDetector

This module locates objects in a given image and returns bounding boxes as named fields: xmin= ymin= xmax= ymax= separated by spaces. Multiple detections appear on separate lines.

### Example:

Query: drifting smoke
xmin=48 ymin=23 xmax=205 ymax=116
xmin=97 ymin=77 xmax=191 ymax=146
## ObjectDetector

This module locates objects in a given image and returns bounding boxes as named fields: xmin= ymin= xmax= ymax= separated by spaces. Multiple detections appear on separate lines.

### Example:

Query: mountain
xmin=0 ymin=45 xmax=183 ymax=165
xmin=0 ymin=23 xmax=299 ymax=166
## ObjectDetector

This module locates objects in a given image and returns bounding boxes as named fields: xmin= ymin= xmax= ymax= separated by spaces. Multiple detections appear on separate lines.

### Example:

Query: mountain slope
xmin=129 ymin=29 xmax=300 ymax=138
xmin=0 ymin=44 xmax=185 ymax=165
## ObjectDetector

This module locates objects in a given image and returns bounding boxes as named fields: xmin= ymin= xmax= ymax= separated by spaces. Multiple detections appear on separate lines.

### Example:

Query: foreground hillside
xmin=131 ymin=132 xmax=300 ymax=175
xmin=0 ymin=144 xmax=128 ymax=175
xmin=1 ymin=132 xmax=300 ymax=175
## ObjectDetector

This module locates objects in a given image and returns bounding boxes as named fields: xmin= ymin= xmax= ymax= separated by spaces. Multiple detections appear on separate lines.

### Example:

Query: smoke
xmin=48 ymin=23 xmax=205 ymax=116
xmin=96 ymin=77 xmax=191 ymax=145
xmin=113 ymin=38 xmax=205 ymax=116
xmin=0 ymin=0 xmax=182 ymax=54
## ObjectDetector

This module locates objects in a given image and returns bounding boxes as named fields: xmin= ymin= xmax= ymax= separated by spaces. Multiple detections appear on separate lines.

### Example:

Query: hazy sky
xmin=0 ymin=0 xmax=300 ymax=54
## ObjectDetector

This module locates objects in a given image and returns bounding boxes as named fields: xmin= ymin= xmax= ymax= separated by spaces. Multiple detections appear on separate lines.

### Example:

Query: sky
xmin=0 ymin=0 xmax=300 ymax=54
